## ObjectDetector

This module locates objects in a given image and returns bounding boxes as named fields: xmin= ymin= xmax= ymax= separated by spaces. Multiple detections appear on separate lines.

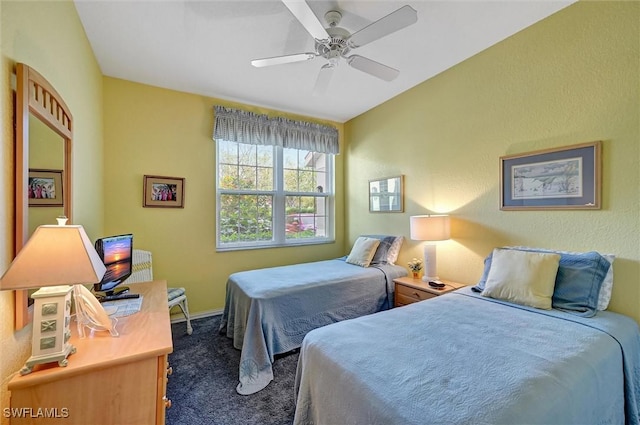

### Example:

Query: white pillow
xmin=508 ymin=246 xmax=615 ymax=310
xmin=482 ymin=248 xmax=561 ymax=310
xmin=346 ymin=237 xmax=381 ymax=268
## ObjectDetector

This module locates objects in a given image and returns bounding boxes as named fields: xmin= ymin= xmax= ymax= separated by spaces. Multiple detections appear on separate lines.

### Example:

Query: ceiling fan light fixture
xmin=324 ymin=10 xmax=342 ymax=28
xmin=252 ymin=1 xmax=417 ymax=86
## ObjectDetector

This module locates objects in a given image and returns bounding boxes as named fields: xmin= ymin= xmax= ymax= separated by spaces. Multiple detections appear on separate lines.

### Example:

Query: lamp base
xmin=20 ymin=343 xmax=76 ymax=375
xmin=421 ymin=243 xmax=439 ymax=282
xmin=422 ymin=276 xmax=440 ymax=282
xmin=22 ymin=286 xmax=75 ymax=375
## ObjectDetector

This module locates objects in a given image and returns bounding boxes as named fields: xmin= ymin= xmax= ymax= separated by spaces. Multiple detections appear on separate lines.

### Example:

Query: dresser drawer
xmin=396 ymin=284 xmax=437 ymax=304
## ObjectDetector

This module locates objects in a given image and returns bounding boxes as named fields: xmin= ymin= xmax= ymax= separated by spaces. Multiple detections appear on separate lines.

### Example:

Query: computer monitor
xmin=93 ymin=233 xmax=133 ymax=296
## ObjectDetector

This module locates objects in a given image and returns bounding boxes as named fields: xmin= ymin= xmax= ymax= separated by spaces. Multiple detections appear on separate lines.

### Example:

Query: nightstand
xmin=394 ymin=276 xmax=466 ymax=307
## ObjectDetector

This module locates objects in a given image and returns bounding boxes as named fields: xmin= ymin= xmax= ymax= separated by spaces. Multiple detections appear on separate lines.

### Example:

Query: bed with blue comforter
xmin=219 ymin=257 xmax=407 ymax=395
xmin=294 ymin=287 xmax=640 ymax=425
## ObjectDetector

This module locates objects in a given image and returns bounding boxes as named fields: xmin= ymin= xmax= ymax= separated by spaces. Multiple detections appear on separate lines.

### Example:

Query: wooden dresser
xmin=7 ymin=280 xmax=173 ymax=425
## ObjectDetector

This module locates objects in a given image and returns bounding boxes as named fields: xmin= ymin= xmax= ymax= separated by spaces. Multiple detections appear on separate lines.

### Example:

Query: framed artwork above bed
xmin=369 ymin=175 xmax=404 ymax=213
xmin=500 ymin=141 xmax=601 ymax=210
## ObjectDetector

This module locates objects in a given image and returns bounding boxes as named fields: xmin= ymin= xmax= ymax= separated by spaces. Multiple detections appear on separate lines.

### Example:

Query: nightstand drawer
xmin=396 ymin=284 xmax=437 ymax=304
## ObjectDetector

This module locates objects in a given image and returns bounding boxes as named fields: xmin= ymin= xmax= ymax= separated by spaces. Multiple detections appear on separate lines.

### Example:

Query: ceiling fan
xmin=251 ymin=0 xmax=418 ymax=93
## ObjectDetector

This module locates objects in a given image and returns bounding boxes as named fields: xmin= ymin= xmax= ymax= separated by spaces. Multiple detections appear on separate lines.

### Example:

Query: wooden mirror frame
xmin=14 ymin=63 xmax=73 ymax=329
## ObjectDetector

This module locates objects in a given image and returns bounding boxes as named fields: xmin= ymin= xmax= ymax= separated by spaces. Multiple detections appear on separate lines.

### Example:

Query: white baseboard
xmin=170 ymin=308 xmax=222 ymax=324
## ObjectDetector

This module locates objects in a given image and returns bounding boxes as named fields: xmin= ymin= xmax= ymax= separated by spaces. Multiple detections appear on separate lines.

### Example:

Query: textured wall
xmin=102 ymin=77 xmax=346 ymax=315
xmin=345 ymin=1 xmax=639 ymax=322
xmin=1 ymin=1 xmax=103 ymax=420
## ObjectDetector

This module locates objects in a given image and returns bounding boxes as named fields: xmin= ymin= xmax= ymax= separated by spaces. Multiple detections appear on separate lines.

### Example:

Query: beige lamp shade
xmin=0 ymin=225 xmax=106 ymax=290
xmin=410 ymin=215 xmax=450 ymax=241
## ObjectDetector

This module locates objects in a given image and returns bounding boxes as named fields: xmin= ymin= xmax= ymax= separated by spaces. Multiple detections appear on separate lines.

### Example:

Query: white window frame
xmin=216 ymin=142 xmax=335 ymax=251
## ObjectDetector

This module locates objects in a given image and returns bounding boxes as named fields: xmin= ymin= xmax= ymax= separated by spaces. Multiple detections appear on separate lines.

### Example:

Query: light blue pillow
xmin=473 ymin=248 xmax=610 ymax=317
xmin=551 ymin=251 xmax=610 ymax=316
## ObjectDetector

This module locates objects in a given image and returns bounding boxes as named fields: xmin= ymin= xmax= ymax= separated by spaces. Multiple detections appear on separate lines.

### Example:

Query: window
xmin=216 ymin=140 xmax=334 ymax=250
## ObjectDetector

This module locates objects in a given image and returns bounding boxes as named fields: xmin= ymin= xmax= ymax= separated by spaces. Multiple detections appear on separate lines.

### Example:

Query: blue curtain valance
xmin=213 ymin=106 xmax=339 ymax=154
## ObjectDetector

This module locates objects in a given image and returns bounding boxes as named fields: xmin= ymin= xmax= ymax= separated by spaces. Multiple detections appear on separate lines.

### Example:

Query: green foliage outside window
xmin=218 ymin=141 xmax=330 ymax=245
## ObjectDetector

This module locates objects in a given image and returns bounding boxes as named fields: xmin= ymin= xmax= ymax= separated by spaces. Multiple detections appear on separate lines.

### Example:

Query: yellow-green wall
xmin=346 ymin=1 xmax=639 ymax=322
xmin=1 ymin=0 xmax=103 ymax=420
xmin=102 ymin=77 xmax=346 ymax=316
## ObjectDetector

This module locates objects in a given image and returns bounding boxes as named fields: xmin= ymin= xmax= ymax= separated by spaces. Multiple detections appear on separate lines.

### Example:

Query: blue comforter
xmin=219 ymin=258 xmax=407 ymax=395
xmin=294 ymin=287 xmax=640 ymax=424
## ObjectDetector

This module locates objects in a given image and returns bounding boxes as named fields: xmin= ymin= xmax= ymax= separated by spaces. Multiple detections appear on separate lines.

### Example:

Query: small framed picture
xmin=500 ymin=141 xmax=601 ymax=210
xmin=143 ymin=175 xmax=185 ymax=208
xmin=28 ymin=169 xmax=64 ymax=207
xmin=369 ymin=175 xmax=404 ymax=213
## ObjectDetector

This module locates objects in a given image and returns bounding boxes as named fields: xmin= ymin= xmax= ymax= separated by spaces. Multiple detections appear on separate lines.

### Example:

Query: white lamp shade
xmin=0 ymin=225 xmax=106 ymax=290
xmin=410 ymin=215 xmax=450 ymax=241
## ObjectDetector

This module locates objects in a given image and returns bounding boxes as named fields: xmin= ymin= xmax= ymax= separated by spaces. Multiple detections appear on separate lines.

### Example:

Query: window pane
xmin=219 ymin=164 xmax=238 ymax=190
xmin=285 ymin=196 xmax=323 ymax=214
xmin=315 ymin=170 xmax=327 ymax=194
xmin=283 ymin=149 xmax=298 ymax=169
xmin=257 ymin=167 xmax=273 ymax=191
xmin=298 ymin=170 xmax=314 ymax=192
xmin=283 ymin=149 xmax=327 ymax=193
xmin=219 ymin=140 xmax=237 ymax=164
xmin=220 ymin=194 xmax=273 ymax=244
xmin=285 ymin=196 xmax=326 ymax=239
xmin=219 ymin=194 xmax=240 ymax=243
xmin=284 ymin=168 xmax=298 ymax=192
xmin=299 ymin=150 xmax=313 ymax=169
xmin=314 ymin=216 xmax=327 ymax=237
xmin=256 ymin=145 xmax=273 ymax=167
xmin=238 ymin=144 xmax=257 ymax=166
xmin=238 ymin=166 xmax=256 ymax=190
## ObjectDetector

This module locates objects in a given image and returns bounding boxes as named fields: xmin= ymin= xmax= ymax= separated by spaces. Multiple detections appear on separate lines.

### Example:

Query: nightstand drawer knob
xmin=413 ymin=292 xmax=421 ymax=298
xmin=163 ymin=396 xmax=172 ymax=408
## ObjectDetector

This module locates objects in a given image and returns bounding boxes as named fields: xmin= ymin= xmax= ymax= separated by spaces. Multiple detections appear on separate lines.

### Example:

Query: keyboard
xmin=101 ymin=296 xmax=144 ymax=318
xmin=99 ymin=293 xmax=140 ymax=302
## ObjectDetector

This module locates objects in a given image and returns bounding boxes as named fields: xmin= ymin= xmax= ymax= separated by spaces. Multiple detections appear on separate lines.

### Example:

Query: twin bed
xmin=219 ymin=235 xmax=406 ymax=394
xmin=294 ymin=287 xmax=640 ymax=424
xmin=221 ymin=242 xmax=640 ymax=424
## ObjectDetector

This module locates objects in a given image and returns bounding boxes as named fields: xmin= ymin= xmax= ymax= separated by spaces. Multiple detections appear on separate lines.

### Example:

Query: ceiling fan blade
xmin=251 ymin=52 xmax=316 ymax=68
xmin=348 ymin=5 xmax=418 ymax=49
xmin=313 ymin=64 xmax=335 ymax=96
xmin=281 ymin=0 xmax=330 ymax=42
xmin=347 ymin=55 xmax=399 ymax=81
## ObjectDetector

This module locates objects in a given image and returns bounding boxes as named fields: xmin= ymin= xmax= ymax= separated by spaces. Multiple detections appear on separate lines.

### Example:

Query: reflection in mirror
xmin=29 ymin=115 xmax=65 ymax=235
xmin=15 ymin=63 xmax=73 ymax=330
xmin=369 ymin=175 xmax=404 ymax=213
xmin=26 ymin=117 xmax=66 ymax=302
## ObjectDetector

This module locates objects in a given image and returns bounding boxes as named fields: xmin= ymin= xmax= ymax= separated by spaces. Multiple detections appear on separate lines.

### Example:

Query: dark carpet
xmin=166 ymin=315 xmax=297 ymax=425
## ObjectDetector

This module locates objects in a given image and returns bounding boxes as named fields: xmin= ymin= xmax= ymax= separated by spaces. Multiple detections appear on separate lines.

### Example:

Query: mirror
xmin=15 ymin=63 xmax=73 ymax=330
xmin=369 ymin=175 xmax=404 ymax=213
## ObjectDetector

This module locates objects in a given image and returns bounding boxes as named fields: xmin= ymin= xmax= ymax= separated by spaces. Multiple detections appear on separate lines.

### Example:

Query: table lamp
xmin=0 ymin=222 xmax=106 ymax=375
xmin=409 ymin=215 xmax=450 ymax=282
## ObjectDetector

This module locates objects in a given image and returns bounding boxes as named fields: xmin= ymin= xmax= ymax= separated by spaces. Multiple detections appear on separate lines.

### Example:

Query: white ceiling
xmin=74 ymin=0 xmax=575 ymax=123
